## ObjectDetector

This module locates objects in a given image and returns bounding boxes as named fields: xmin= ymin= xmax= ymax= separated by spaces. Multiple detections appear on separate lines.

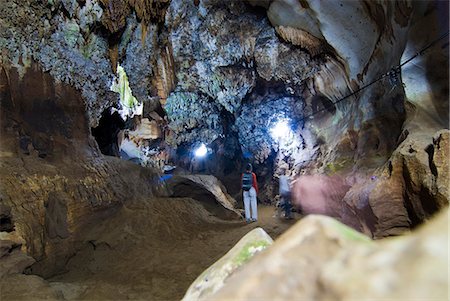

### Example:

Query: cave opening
xmin=0 ymin=216 xmax=14 ymax=233
xmin=91 ymin=108 xmax=125 ymax=157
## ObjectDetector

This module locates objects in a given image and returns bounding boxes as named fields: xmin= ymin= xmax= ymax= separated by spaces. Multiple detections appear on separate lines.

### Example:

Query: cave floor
xmin=47 ymin=198 xmax=299 ymax=300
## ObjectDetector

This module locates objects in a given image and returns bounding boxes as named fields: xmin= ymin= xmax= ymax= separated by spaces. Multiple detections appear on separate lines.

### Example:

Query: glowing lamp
xmin=194 ymin=143 xmax=208 ymax=157
xmin=270 ymin=120 xmax=290 ymax=139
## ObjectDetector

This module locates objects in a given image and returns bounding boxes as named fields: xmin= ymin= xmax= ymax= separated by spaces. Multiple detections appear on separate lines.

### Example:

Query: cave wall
xmin=0 ymin=0 xmax=416 ymax=173
xmin=0 ymin=63 xmax=157 ymax=277
xmin=0 ymin=0 xmax=448 ymax=241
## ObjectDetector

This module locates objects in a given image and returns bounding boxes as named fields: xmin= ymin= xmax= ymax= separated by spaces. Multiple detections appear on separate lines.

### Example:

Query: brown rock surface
xmin=340 ymin=129 xmax=449 ymax=238
xmin=208 ymin=210 xmax=448 ymax=300
xmin=1 ymin=274 xmax=63 ymax=300
xmin=167 ymin=175 xmax=242 ymax=220
xmin=0 ymin=232 xmax=35 ymax=279
xmin=0 ymin=64 xmax=157 ymax=277
xmin=43 ymin=202 xmax=295 ymax=301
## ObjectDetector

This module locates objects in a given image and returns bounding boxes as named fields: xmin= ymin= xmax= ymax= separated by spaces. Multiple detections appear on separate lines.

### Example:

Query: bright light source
xmin=194 ymin=143 xmax=208 ymax=157
xmin=270 ymin=119 xmax=290 ymax=139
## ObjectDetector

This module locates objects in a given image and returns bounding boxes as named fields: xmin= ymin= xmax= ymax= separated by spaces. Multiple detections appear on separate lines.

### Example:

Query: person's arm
xmin=252 ymin=173 xmax=258 ymax=194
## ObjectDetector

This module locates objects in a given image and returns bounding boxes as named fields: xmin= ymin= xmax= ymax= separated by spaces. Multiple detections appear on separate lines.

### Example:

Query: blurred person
xmin=279 ymin=168 xmax=293 ymax=219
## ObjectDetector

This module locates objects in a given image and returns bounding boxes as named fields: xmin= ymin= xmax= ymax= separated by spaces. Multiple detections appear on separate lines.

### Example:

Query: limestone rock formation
xmin=206 ymin=211 xmax=448 ymax=300
xmin=0 ymin=0 xmax=448 ymax=283
xmin=254 ymin=26 xmax=318 ymax=85
xmin=1 ymin=274 xmax=63 ymax=300
xmin=0 ymin=0 xmax=117 ymax=127
xmin=0 ymin=63 xmax=157 ymax=278
xmin=0 ymin=232 xmax=35 ymax=279
xmin=120 ymin=16 xmax=158 ymax=109
xmin=348 ymin=129 xmax=449 ymax=238
xmin=165 ymin=92 xmax=223 ymax=146
xmin=0 ymin=0 xmax=166 ymax=127
xmin=167 ymin=175 xmax=242 ymax=219
xmin=182 ymin=227 xmax=273 ymax=301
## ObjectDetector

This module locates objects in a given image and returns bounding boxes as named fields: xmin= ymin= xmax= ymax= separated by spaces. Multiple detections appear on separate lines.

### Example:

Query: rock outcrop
xmin=203 ymin=210 xmax=448 ymax=300
xmin=0 ymin=63 xmax=157 ymax=277
xmin=0 ymin=232 xmax=35 ymax=279
xmin=182 ymin=227 xmax=273 ymax=301
xmin=167 ymin=175 xmax=242 ymax=219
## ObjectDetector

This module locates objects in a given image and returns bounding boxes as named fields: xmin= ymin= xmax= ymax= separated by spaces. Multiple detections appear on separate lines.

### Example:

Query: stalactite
xmin=275 ymin=25 xmax=326 ymax=57
xmin=154 ymin=44 xmax=176 ymax=106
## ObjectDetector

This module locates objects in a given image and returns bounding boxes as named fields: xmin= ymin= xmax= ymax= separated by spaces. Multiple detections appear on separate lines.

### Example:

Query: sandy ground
xmin=48 ymin=197 xmax=300 ymax=300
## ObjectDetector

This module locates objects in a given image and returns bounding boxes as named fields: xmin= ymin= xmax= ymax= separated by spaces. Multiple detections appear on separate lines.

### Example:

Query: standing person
xmin=279 ymin=168 xmax=293 ymax=219
xmin=241 ymin=163 xmax=258 ymax=223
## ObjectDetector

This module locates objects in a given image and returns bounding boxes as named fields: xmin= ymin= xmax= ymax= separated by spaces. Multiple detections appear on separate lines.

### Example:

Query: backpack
xmin=242 ymin=172 xmax=253 ymax=191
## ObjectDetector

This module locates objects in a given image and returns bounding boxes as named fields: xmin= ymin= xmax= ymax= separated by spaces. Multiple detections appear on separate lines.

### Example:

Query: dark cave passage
xmin=91 ymin=108 xmax=125 ymax=157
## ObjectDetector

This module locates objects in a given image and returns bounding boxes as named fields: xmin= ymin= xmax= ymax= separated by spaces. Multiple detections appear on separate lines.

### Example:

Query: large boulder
xmin=207 ymin=210 xmax=448 ymax=300
xmin=182 ymin=227 xmax=273 ymax=301
xmin=167 ymin=175 xmax=242 ymax=219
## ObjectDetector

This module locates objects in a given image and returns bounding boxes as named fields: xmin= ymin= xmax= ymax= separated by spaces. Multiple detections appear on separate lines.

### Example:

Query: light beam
xmin=194 ymin=143 xmax=208 ymax=157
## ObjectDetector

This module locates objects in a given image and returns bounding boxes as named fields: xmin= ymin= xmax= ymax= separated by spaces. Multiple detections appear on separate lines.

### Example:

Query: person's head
xmin=245 ymin=163 xmax=252 ymax=172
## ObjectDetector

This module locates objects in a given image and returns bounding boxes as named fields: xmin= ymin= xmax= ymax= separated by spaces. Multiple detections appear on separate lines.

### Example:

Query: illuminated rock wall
xmin=1 ymin=0 xmax=448 ymax=239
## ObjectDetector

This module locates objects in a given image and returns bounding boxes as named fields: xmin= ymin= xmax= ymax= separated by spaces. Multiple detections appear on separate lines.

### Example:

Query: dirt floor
xmin=48 ymin=197 xmax=300 ymax=300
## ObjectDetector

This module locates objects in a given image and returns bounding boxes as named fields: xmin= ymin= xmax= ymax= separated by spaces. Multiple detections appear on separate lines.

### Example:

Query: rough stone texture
xmin=0 ymin=0 xmax=119 ymax=127
xmin=98 ymin=0 xmax=131 ymax=34
xmin=163 ymin=0 xmax=321 ymax=156
xmin=164 ymin=92 xmax=223 ymax=146
xmin=121 ymin=17 xmax=158 ymax=108
xmin=266 ymin=0 xmax=414 ymax=169
xmin=167 ymin=175 xmax=242 ymax=219
xmin=182 ymin=227 xmax=273 ymax=301
xmin=0 ymin=232 xmax=35 ymax=279
xmin=275 ymin=25 xmax=327 ymax=56
xmin=1 ymin=274 xmax=63 ymax=300
xmin=333 ymin=1 xmax=448 ymax=237
xmin=235 ymin=96 xmax=305 ymax=163
xmin=164 ymin=0 xmax=264 ymax=131
xmin=207 ymin=211 xmax=448 ymax=300
xmin=1 ymin=0 xmax=448 ymax=240
xmin=127 ymin=0 xmax=170 ymax=24
xmin=290 ymin=130 xmax=449 ymax=239
xmin=254 ymin=26 xmax=318 ymax=85
xmin=357 ymin=130 xmax=449 ymax=238
xmin=0 ymin=0 xmax=166 ymax=127
xmin=0 ymin=64 xmax=157 ymax=277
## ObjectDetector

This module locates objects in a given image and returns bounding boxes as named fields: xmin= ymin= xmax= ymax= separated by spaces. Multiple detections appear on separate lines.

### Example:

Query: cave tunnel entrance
xmin=91 ymin=108 xmax=125 ymax=157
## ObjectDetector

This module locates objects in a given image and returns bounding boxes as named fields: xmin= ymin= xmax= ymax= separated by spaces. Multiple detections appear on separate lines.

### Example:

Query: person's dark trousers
xmin=281 ymin=192 xmax=292 ymax=218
